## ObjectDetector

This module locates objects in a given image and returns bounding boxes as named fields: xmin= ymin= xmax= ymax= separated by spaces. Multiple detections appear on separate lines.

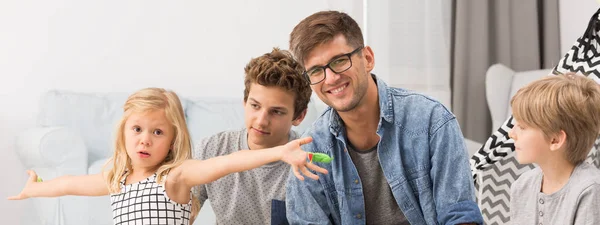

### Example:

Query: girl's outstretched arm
xmin=166 ymin=137 xmax=328 ymax=203
xmin=8 ymin=170 xmax=109 ymax=200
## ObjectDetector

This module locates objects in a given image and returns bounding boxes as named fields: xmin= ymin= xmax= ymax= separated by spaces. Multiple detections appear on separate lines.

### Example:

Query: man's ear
xmin=292 ymin=108 xmax=308 ymax=126
xmin=549 ymin=130 xmax=567 ymax=152
xmin=363 ymin=46 xmax=375 ymax=73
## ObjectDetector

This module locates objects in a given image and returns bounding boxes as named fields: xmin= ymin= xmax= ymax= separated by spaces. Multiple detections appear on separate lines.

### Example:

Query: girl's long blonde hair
xmin=103 ymin=87 xmax=200 ymax=220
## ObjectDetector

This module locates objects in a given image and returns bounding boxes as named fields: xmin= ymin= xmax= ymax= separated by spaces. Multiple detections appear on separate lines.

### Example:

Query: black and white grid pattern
xmin=110 ymin=173 xmax=192 ymax=225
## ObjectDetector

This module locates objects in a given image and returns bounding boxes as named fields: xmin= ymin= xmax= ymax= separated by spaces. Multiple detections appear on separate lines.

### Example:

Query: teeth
xmin=331 ymin=85 xmax=346 ymax=94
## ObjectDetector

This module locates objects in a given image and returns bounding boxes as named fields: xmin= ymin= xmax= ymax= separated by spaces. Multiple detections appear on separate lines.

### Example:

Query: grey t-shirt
xmin=347 ymin=143 xmax=409 ymax=225
xmin=510 ymin=162 xmax=600 ymax=225
xmin=193 ymin=128 xmax=298 ymax=225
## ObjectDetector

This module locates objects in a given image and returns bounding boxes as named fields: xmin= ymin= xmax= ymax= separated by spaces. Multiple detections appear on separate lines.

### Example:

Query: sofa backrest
xmin=36 ymin=90 xmax=320 ymax=163
xmin=505 ymin=69 xmax=553 ymax=120
xmin=485 ymin=64 xmax=552 ymax=132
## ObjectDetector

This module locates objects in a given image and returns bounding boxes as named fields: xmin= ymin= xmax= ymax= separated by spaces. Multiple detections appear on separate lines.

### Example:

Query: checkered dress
xmin=110 ymin=173 xmax=192 ymax=225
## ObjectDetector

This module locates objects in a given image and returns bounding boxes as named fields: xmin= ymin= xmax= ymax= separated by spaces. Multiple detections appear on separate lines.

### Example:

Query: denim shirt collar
xmin=328 ymin=74 xmax=394 ymax=137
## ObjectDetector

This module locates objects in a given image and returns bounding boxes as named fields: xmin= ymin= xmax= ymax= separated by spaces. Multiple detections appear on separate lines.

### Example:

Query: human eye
xmin=132 ymin=126 xmax=142 ymax=132
xmin=306 ymin=67 xmax=323 ymax=77
xmin=153 ymin=129 xmax=163 ymax=135
xmin=330 ymin=57 xmax=349 ymax=67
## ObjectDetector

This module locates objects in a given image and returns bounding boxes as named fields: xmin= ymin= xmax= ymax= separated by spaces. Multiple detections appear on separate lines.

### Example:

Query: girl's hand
xmin=281 ymin=137 xmax=329 ymax=181
xmin=8 ymin=170 xmax=40 ymax=200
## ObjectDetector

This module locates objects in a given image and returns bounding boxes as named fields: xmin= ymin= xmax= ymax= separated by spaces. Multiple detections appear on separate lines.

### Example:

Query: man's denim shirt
xmin=286 ymin=75 xmax=483 ymax=225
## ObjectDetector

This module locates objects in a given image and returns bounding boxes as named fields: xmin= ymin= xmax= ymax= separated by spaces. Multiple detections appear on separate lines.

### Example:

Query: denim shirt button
xmin=354 ymin=179 xmax=359 ymax=184
xmin=356 ymin=213 xmax=362 ymax=219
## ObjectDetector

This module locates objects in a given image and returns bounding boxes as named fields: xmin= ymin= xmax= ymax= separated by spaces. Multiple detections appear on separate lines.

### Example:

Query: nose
xmin=255 ymin=109 xmax=270 ymax=128
xmin=140 ymin=132 xmax=152 ymax=146
xmin=508 ymin=128 xmax=516 ymax=140
xmin=323 ymin=67 xmax=341 ymax=85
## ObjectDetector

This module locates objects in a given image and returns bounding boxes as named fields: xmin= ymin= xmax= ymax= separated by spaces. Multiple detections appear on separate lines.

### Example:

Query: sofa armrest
xmin=485 ymin=64 xmax=515 ymax=132
xmin=15 ymin=127 xmax=88 ymax=175
xmin=15 ymin=127 xmax=91 ymax=225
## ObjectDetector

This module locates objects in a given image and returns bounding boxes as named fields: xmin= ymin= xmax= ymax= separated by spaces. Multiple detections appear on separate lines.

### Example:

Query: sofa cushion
xmin=185 ymin=97 xmax=246 ymax=145
xmin=37 ymin=91 xmax=128 ymax=163
xmin=16 ymin=127 xmax=87 ymax=170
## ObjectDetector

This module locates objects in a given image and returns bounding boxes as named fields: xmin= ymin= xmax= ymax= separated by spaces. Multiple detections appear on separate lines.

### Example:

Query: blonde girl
xmin=9 ymin=87 xmax=326 ymax=225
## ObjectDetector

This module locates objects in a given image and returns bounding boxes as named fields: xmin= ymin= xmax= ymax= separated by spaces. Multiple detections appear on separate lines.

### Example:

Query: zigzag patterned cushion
xmin=478 ymin=152 xmax=534 ymax=225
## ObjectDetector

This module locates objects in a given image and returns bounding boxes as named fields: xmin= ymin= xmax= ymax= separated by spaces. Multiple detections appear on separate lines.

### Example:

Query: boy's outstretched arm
xmin=8 ymin=170 xmax=109 ymax=200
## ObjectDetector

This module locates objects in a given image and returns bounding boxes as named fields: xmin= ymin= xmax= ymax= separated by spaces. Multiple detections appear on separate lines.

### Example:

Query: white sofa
xmin=14 ymin=90 xmax=322 ymax=225
xmin=15 ymin=88 xmax=480 ymax=225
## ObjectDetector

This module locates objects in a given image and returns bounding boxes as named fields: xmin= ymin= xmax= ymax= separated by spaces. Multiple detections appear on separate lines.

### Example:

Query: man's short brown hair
xmin=243 ymin=48 xmax=311 ymax=120
xmin=511 ymin=73 xmax=600 ymax=165
xmin=289 ymin=10 xmax=364 ymax=67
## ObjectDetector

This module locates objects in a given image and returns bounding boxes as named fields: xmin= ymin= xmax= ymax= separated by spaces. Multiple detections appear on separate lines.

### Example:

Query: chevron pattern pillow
xmin=478 ymin=151 xmax=534 ymax=225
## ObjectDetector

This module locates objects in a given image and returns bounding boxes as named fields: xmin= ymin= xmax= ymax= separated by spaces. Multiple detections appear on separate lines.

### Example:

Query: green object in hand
xmin=37 ymin=177 xmax=43 ymax=182
xmin=308 ymin=152 xmax=333 ymax=163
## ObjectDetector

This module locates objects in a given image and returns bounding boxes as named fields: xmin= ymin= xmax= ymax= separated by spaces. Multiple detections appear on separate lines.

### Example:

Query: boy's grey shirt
xmin=510 ymin=162 xmax=600 ymax=225
xmin=193 ymin=128 xmax=298 ymax=225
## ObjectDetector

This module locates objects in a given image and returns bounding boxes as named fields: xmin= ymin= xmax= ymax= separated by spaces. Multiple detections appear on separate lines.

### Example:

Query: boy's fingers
xmin=306 ymin=163 xmax=328 ymax=175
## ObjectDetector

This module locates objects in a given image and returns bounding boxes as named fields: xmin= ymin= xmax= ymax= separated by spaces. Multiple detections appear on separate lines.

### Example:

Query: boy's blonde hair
xmin=511 ymin=73 xmax=600 ymax=165
xmin=103 ymin=87 xmax=200 ymax=220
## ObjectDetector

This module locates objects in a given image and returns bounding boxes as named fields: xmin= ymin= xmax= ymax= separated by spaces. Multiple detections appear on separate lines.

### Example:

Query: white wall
xmin=559 ymin=0 xmax=599 ymax=55
xmin=0 ymin=1 xmax=363 ymax=224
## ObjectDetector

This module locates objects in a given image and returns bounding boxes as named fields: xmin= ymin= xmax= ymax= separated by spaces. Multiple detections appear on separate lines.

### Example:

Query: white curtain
xmin=366 ymin=0 xmax=452 ymax=109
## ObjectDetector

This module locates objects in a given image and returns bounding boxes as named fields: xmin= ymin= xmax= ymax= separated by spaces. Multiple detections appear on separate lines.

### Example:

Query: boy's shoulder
xmin=192 ymin=128 xmax=245 ymax=159
xmin=201 ymin=128 xmax=244 ymax=144
xmin=571 ymin=163 xmax=600 ymax=188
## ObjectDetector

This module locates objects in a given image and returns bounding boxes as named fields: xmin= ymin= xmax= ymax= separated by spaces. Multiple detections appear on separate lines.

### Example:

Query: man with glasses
xmin=285 ymin=11 xmax=483 ymax=224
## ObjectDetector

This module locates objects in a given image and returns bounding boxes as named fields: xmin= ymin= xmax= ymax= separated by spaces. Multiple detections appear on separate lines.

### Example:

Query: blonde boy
xmin=509 ymin=73 xmax=600 ymax=224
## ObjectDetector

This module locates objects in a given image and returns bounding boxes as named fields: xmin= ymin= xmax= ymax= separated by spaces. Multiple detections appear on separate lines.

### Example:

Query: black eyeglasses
xmin=303 ymin=47 xmax=363 ymax=85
